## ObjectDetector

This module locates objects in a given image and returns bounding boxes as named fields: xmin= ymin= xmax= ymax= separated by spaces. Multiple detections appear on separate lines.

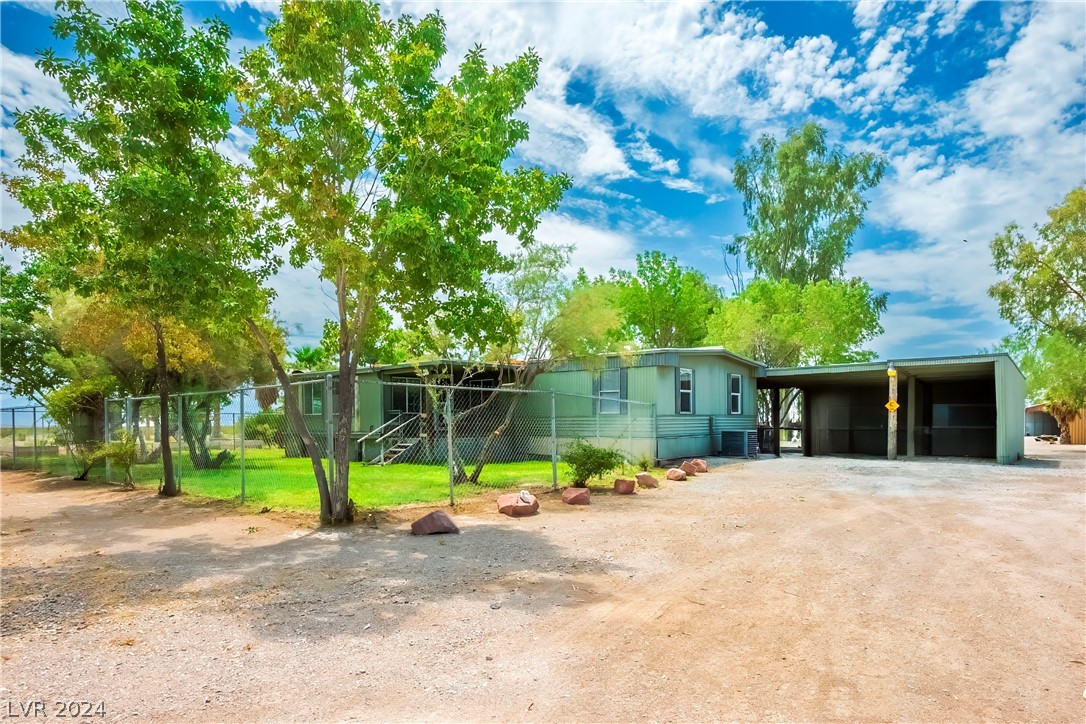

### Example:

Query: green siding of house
xmin=355 ymin=377 xmax=383 ymax=433
xmin=649 ymin=354 xmax=758 ymax=460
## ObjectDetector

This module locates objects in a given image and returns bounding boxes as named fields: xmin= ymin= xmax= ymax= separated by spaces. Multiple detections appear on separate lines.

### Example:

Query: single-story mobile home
xmin=289 ymin=349 xmax=1026 ymax=465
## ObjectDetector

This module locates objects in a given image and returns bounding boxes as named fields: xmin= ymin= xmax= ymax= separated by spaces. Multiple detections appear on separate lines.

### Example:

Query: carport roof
xmin=759 ymin=353 xmax=1021 ymax=389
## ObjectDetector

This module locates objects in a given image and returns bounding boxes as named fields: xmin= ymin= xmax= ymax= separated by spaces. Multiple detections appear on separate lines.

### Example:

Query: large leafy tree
xmin=731 ymin=122 xmax=886 ymax=286
xmin=607 ymin=251 xmax=720 ymax=348
xmin=990 ymin=185 xmax=1086 ymax=443
xmin=0 ymin=261 xmax=65 ymax=405
xmin=2 ymin=0 xmax=268 ymax=496
xmin=706 ymin=278 xmax=885 ymax=367
xmin=237 ymin=0 xmax=569 ymax=523
xmin=705 ymin=277 xmax=886 ymax=424
xmin=989 ymin=185 xmax=1085 ymax=344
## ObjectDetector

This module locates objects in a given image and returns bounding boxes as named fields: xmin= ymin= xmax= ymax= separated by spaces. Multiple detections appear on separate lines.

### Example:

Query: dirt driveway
xmin=2 ymin=441 xmax=1083 ymax=722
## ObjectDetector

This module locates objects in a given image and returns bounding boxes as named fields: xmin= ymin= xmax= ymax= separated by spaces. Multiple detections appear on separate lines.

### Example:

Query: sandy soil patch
xmin=2 ymin=440 xmax=1083 ymax=722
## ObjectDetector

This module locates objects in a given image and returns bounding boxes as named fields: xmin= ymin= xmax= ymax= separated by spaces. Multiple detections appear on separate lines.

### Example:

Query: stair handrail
xmin=375 ymin=413 xmax=420 ymax=445
xmin=358 ymin=412 xmax=410 ymax=443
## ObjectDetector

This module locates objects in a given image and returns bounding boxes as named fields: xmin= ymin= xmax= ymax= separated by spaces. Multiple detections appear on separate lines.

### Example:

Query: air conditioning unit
xmin=720 ymin=430 xmax=759 ymax=458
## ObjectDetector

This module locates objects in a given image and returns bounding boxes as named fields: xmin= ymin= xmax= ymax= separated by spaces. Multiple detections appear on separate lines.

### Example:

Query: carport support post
xmin=887 ymin=364 xmax=898 ymax=460
xmin=770 ymin=387 xmax=781 ymax=458
xmin=906 ymin=375 xmax=916 ymax=458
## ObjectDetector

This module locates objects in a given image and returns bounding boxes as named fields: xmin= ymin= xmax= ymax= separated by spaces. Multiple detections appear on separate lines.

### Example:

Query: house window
xmin=599 ymin=369 xmax=621 ymax=415
xmin=307 ymin=384 xmax=323 ymax=415
xmin=390 ymin=376 xmax=423 ymax=413
xmin=729 ymin=374 xmax=742 ymax=415
xmin=678 ymin=368 xmax=693 ymax=414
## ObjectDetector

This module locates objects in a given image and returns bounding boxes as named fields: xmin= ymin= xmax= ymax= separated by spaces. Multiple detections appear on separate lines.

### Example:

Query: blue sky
xmin=2 ymin=0 xmax=1085 ymax=380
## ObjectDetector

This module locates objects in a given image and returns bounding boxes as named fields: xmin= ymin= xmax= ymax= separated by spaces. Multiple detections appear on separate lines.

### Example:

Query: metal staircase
xmin=359 ymin=412 xmax=421 ymax=465
xmin=373 ymin=438 xmax=420 ymax=464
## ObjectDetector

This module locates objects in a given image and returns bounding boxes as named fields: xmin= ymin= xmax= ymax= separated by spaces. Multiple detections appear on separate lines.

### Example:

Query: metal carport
xmin=758 ymin=354 xmax=1025 ymax=464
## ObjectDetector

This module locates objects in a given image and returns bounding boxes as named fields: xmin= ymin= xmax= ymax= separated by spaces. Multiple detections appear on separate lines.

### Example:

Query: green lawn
xmin=3 ymin=447 xmax=664 ymax=510
xmin=146 ymin=450 xmax=565 ymax=509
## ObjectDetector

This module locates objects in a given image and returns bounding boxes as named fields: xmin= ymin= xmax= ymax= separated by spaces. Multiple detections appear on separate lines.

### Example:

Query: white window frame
xmin=599 ymin=369 xmax=621 ymax=415
xmin=728 ymin=373 xmax=742 ymax=415
xmin=678 ymin=367 xmax=693 ymax=414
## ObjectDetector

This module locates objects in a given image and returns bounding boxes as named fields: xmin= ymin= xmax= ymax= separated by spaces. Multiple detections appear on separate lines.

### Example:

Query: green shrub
xmin=244 ymin=411 xmax=287 ymax=447
xmin=563 ymin=438 xmax=626 ymax=487
xmin=635 ymin=452 xmax=654 ymax=471
xmin=90 ymin=431 xmax=138 ymax=488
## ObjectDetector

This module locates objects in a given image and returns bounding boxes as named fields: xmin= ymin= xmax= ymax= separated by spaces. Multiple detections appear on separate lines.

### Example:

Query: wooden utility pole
xmin=887 ymin=363 xmax=899 ymax=460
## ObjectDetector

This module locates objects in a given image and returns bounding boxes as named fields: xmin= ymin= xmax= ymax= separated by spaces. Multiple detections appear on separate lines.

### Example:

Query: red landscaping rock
xmin=679 ymin=460 xmax=698 ymax=476
xmin=410 ymin=510 xmax=460 ymax=535
xmin=635 ymin=472 xmax=659 ymax=489
xmin=613 ymin=478 xmax=636 ymax=495
xmin=497 ymin=492 xmax=539 ymax=517
xmin=691 ymin=459 xmax=709 ymax=473
xmin=561 ymin=487 xmax=591 ymax=505
xmin=666 ymin=468 xmax=687 ymax=481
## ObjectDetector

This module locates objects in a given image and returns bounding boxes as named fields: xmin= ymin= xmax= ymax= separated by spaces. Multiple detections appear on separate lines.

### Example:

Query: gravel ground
xmin=2 ymin=440 xmax=1083 ymax=722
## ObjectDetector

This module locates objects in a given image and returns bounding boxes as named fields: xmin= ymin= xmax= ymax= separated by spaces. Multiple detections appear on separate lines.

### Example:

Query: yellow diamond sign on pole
xmin=885 ymin=400 xmax=900 ymax=412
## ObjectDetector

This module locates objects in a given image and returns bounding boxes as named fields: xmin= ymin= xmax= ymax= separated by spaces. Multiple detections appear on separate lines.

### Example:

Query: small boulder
xmin=561 ymin=487 xmax=591 ymax=505
xmin=410 ymin=510 xmax=460 ymax=535
xmin=691 ymin=459 xmax=709 ymax=473
xmin=635 ymin=472 xmax=659 ymax=489
xmin=613 ymin=478 xmax=636 ymax=495
xmin=497 ymin=492 xmax=539 ymax=517
xmin=679 ymin=460 xmax=698 ymax=476
xmin=666 ymin=467 xmax=687 ymax=481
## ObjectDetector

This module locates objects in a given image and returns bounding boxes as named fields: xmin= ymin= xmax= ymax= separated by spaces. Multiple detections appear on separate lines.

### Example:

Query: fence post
xmin=627 ymin=401 xmax=633 ymax=464
xmin=10 ymin=408 xmax=16 ymax=466
xmin=239 ymin=390 xmax=246 ymax=504
xmin=32 ymin=408 xmax=38 ymax=469
xmin=176 ymin=394 xmax=182 ymax=489
xmin=445 ymin=391 xmax=455 ymax=506
xmin=595 ymin=404 xmax=600 ymax=446
xmin=324 ymin=375 xmax=335 ymax=488
xmin=550 ymin=391 xmax=558 ymax=490
xmin=103 ymin=400 xmax=111 ymax=482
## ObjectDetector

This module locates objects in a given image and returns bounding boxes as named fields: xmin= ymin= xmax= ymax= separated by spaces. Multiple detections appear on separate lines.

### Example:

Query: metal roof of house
xmin=611 ymin=346 xmax=765 ymax=369
xmin=759 ymin=353 xmax=1023 ymax=388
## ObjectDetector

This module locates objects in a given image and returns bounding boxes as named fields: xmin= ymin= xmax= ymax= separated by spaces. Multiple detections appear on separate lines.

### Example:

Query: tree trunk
xmin=328 ymin=286 xmax=373 ymax=525
xmin=154 ymin=320 xmax=178 ymax=497
xmin=332 ymin=354 xmax=355 ymax=523
xmin=465 ymin=393 xmax=523 ymax=485
xmin=459 ymin=364 xmax=543 ymax=485
xmin=246 ymin=318 xmax=333 ymax=521
xmin=1057 ymin=417 xmax=1071 ymax=445
xmin=132 ymin=398 xmax=148 ymax=462
xmin=181 ymin=398 xmax=215 ymax=469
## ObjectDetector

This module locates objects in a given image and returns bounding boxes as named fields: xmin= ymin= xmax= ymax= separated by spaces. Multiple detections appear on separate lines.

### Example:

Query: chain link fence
xmin=4 ymin=377 xmax=656 ymax=509
xmin=0 ymin=406 xmax=75 ymax=476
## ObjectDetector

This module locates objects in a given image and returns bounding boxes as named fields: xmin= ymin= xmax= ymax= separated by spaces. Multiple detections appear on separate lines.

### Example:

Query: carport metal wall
xmin=758 ymin=354 xmax=1026 ymax=464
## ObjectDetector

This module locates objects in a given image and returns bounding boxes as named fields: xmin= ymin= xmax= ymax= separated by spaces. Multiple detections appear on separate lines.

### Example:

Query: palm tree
xmin=1046 ymin=400 xmax=1077 ymax=445
xmin=291 ymin=345 xmax=328 ymax=371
